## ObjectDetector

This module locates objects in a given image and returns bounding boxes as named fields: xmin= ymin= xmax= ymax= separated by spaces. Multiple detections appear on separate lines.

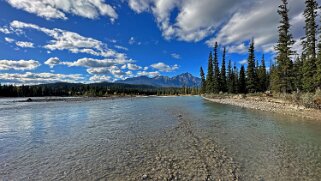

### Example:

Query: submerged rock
xmin=26 ymin=98 xmax=33 ymax=102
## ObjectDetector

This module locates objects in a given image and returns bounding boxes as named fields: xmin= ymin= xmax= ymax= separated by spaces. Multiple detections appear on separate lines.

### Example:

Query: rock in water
xmin=142 ymin=174 xmax=148 ymax=180
xmin=26 ymin=98 xmax=33 ymax=102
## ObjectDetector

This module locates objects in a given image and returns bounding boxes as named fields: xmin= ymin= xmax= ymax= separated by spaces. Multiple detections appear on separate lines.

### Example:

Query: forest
xmin=200 ymin=0 xmax=321 ymax=97
xmin=0 ymin=82 xmax=199 ymax=97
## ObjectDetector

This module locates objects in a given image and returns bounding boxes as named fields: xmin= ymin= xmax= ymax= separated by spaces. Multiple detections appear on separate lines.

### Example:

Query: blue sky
xmin=0 ymin=0 xmax=310 ymax=84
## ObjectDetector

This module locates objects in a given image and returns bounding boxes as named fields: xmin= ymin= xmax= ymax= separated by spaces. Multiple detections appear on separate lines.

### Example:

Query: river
xmin=0 ymin=96 xmax=321 ymax=180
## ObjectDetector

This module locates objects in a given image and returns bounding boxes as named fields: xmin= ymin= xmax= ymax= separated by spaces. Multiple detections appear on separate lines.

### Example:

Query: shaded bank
xmin=203 ymin=94 xmax=321 ymax=121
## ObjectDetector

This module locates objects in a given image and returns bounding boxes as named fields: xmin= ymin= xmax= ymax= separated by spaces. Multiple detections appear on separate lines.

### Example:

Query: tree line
xmin=0 ymin=82 xmax=199 ymax=97
xmin=200 ymin=0 xmax=321 ymax=95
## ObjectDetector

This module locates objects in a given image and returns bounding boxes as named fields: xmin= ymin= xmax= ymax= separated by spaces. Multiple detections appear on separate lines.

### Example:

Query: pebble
xmin=142 ymin=174 xmax=148 ymax=180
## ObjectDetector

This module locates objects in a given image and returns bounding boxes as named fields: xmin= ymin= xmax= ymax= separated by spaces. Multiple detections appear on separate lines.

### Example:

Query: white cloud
xmin=0 ymin=27 xmax=11 ymax=34
xmin=4 ymin=37 xmax=15 ymax=43
xmin=0 ymin=59 xmax=40 ymax=70
xmin=45 ymin=57 xmax=60 ymax=68
xmin=151 ymin=62 xmax=179 ymax=72
xmin=87 ymin=67 xmax=111 ymax=74
xmin=89 ymin=75 xmax=112 ymax=82
xmin=171 ymin=53 xmax=181 ymax=59
xmin=137 ymin=71 xmax=160 ymax=77
xmin=239 ymin=59 xmax=248 ymax=65
xmin=227 ymin=43 xmax=247 ymax=54
xmin=114 ymin=45 xmax=128 ymax=51
xmin=15 ymin=41 xmax=34 ymax=48
xmin=6 ymin=0 xmax=117 ymax=22
xmin=62 ymin=57 xmax=132 ymax=68
xmin=0 ymin=72 xmax=83 ymax=84
xmin=128 ymin=0 xmax=306 ymax=54
xmin=8 ymin=20 xmax=126 ymax=59
xmin=127 ymin=63 xmax=142 ymax=70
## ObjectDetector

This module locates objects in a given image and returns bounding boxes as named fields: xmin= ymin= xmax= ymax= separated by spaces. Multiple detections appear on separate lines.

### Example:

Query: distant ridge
xmin=116 ymin=73 xmax=201 ymax=87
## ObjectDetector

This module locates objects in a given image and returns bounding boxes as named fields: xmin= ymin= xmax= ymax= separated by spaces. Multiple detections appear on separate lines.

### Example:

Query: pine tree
xmin=238 ymin=65 xmax=246 ymax=93
xmin=316 ymin=8 xmax=321 ymax=89
xmin=227 ymin=59 xmax=233 ymax=93
xmin=293 ymin=56 xmax=303 ymax=91
xmin=200 ymin=67 xmax=206 ymax=94
xmin=275 ymin=0 xmax=295 ymax=93
xmin=303 ymin=0 xmax=318 ymax=91
xmin=233 ymin=65 xmax=239 ymax=93
xmin=220 ymin=47 xmax=227 ymax=92
xmin=246 ymin=39 xmax=257 ymax=93
xmin=257 ymin=55 xmax=268 ymax=92
xmin=206 ymin=52 xmax=214 ymax=93
xmin=213 ymin=42 xmax=221 ymax=93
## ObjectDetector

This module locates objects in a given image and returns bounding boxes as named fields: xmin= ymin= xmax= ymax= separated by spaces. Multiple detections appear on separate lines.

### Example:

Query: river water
xmin=0 ymin=96 xmax=321 ymax=180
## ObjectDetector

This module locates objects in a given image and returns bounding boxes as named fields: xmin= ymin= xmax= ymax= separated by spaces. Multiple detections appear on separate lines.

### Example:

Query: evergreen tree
xmin=275 ymin=0 xmax=295 ymax=93
xmin=293 ymin=56 xmax=304 ymax=91
xmin=238 ymin=65 xmax=246 ymax=93
xmin=220 ymin=47 xmax=227 ymax=92
xmin=257 ymin=55 xmax=268 ymax=92
xmin=316 ymin=9 xmax=321 ymax=89
xmin=200 ymin=67 xmax=206 ymax=94
xmin=233 ymin=65 xmax=239 ymax=93
xmin=206 ymin=52 xmax=214 ymax=93
xmin=303 ymin=0 xmax=318 ymax=91
xmin=213 ymin=42 xmax=221 ymax=93
xmin=246 ymin=39 xmax=257 ymax=93
xmin=227 ymin=59 xmax=233 ymax=93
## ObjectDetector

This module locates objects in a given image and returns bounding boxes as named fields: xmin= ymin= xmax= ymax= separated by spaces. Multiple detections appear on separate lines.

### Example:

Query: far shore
xmin=203 ymin=94 xmax=321 ymax=121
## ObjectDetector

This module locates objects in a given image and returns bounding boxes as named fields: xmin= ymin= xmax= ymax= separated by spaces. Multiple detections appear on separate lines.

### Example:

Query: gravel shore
xmin=203 ymin=95 xmax=321 ymax=121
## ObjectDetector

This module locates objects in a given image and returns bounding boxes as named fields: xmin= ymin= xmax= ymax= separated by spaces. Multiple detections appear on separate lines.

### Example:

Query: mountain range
xmin=116 ymin=73 xmax=201 ymax=87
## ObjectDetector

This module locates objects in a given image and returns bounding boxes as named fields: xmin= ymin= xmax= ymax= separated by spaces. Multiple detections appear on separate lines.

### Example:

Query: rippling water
xmin=0 ymin=96 xmax=321 ymax=180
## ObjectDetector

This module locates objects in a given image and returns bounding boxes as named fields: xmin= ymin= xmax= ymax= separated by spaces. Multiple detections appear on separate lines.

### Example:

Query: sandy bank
xmin=203 ymin=95 xmax=321 ymax=121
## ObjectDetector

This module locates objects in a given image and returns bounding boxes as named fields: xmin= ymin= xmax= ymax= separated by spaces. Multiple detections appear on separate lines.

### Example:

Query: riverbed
xmin=0 ymin=96 xmax=321 ymax=180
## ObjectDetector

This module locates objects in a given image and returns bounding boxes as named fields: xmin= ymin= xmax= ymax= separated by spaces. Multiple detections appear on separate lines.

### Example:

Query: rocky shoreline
xmin=203 ymin=95 xmax=321 ymax=121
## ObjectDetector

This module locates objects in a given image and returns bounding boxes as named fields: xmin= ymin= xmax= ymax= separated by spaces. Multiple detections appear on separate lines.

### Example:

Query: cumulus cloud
xmin=15 ymin=41 xmax=34 ymax=48
xmin=137 ymin=71 xmax=160 ymax=77
xmin=127 ymin=63 xmax=142 ymax=70
xmin=128 ymin=0 xmax=307 ymax=53
xmin=89 ymin=75 xmax=112 ymax=82
xmin=62 ymin=57 xmax=132 ymax=68
xmin=171 ymin=53 xmax=181 ymax=59
xmin=151 ymin=62 xmax=179 ymax=72
xmin=6 ymin=0 xmax=117 ymax=22
xmin=0 ymin=72 xmax=83 ymax=84
xmin=8 ymin=20 xmax=126 ymax=59
xmin=227 ymin=43 xmax=248 ymax=54
xmin=4 ymin=37 xmax=15 ymax=43
xmin=45 ymin=57 xmax=60 ymax=68
xmin=0 ymin=59 xmax=40 ymax=70
xmin=239 ymin=59 xmax=248 ymax=65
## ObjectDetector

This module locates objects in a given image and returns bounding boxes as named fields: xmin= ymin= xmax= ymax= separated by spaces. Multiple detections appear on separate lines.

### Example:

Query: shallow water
xmin=0 ymin=96 xmax=321 ymax=180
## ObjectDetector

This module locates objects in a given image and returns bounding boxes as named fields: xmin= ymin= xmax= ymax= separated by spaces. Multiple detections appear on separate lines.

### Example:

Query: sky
xmin=0 ymin=0 xmax=316 ymax=84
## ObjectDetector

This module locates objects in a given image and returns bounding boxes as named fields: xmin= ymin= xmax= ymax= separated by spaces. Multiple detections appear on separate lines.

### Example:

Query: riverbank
xmin=203 ymin=94 xmax=321 ymax=121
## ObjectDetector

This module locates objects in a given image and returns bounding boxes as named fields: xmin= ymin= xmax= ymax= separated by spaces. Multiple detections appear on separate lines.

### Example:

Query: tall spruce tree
xmin=221 ymin=47 xmax=227 ymax=92
xmin=275 ymin=0 xmax=295 ymax=93
xmin=238 ymin=65 xmax=246 ymax=93
xmin=303 ymin=0 xmax=318 ymax=91
xmin=293 ymin=56 xmax=303 ymax=91
xmin=213 ymin=42 xmax=221 ymax=93
xmin=206 ymin=52 xmax=214 ymax=93
xmin=258 ymin=55 xmax=268 ymax=92
xmin=227 ymin=59 xmax=233 ymax=93
xmin=200 ymin=67 xmax=206 ymax=94
xmin=316 ymin=8 xmax=321 ymax=89
xmin=233 ymin=65 xmax=239 ymax=93
xmin=246 ymin=39 xmax=257 ymax=93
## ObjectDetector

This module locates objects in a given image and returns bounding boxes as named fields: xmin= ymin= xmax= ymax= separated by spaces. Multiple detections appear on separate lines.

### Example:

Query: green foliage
xmin=200 ymin=66 xmax=206 ymax=94
xmin=238 ymin=65 xmax=246 ymax=94
xmin=220 ymin=47 xmax=227 ymax=92
xmin=206 ymin=52 xmax=214 ymax=93
xmin=246 ymin=39 xmax=257 ymax=93
xmin=213 ymin=42 xmax=221 ymax=93
xmin=257 ymin=55 xmax=268 ymax=92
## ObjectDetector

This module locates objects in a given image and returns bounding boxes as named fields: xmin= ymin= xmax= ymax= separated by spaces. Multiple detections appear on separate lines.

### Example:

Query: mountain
xmin=117 ymin=73 xmax=201 ymax=87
